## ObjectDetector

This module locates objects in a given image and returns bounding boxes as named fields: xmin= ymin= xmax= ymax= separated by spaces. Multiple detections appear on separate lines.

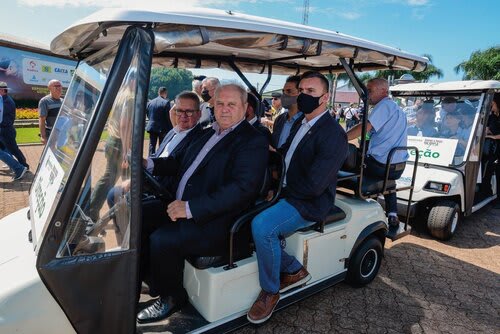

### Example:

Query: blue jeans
xmin=0 ymin=148 xmax=24 ymax=175
xmin=252 ymin=199 xmax=315 ymax=293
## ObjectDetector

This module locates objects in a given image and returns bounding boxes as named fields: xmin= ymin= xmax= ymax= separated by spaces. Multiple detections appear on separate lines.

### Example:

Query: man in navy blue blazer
xmin=146 ymin=87 xmax=172 ymax=156
xmin=137 ymin=83 xmax=269 ymax=324
xmin=248 ymin=71 xmax=348 ymax=324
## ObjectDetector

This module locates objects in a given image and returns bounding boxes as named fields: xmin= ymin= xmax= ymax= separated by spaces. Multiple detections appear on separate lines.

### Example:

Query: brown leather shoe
xmin=279 ymin=267 xmax=311 ymax=293
xmin=247 ymin=290 xmax=280 ymax=324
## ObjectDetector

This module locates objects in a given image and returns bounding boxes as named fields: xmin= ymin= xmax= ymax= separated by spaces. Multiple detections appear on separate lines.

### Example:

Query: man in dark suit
xmin=106 ymin=91 xmax=203 ymax=209
xmin=271 ymin=75 xmax=304 ymax=149
xmin=146 ymin=87 xmax=172 ymax=156
xmin=248 ymin=71 xmax=348 ymax=324
xmin=246 ymin=92 xmax=272 ymax=144
xmin=137 ymin=83 xmax=269 ymax=324
xmin=0 ymin=82 xmax=28 ymax=169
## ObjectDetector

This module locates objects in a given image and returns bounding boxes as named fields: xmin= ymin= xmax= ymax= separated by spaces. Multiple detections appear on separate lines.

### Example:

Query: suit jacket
xmin=146 ymin=96 xmax=172 ymax=133
xmin=152 ymin=121 xmax=268 ymax=236
xmin=252 ymin=119 xmax=272 ymax=144
xmin=153 ymin=123 xmax=203 ymax=187
xmin=271 ymin=111 xmax=304 ymax=148
xmin=0 ymin=95 xmax=15 ymax=129
xmin=280 ymin=112 xmax=348 ymax=222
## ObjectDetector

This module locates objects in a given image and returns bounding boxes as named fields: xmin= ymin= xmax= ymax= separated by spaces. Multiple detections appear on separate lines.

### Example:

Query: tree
xmin=373 ymin=54 xmax=443 ymax=82
xmin=454 ymin=46 xmax=500 ymax=80
xmin=148 ymin=68 xmax=193 ymax=100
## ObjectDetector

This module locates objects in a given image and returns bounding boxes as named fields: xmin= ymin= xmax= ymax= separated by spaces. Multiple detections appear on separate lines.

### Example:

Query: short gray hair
xmin=48 ymin=79 xmax=61 ymax=88
xmin=214 ymin=82 xmax=248 ymax=105
xmin=366 ymin=78 xmax=389 ymax=91
xmin=202 ymin=77 xmax=220 ymax=87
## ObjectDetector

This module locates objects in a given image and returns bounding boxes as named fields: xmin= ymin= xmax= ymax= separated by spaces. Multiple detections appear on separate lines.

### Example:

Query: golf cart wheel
xmin=346 ymin=237 xmax=383 ymax=287
xmin=427 ymin=200 xmax=460 ymax=241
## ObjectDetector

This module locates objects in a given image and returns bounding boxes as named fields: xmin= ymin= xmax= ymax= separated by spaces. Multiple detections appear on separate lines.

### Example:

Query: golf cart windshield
xmin=395 ymin=93 xmax=483 ymax=167
xmin=28 ymin=45 xmax=115 ymax=248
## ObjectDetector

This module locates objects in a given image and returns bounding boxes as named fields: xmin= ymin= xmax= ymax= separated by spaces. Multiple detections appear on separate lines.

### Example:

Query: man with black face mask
xmin=247 ymin=71 xmax=348 ymax=324
xmin=199 ymin=77 xmax=220 ymax=127
xmin=271 ymin=75 xmax=304 ymax=149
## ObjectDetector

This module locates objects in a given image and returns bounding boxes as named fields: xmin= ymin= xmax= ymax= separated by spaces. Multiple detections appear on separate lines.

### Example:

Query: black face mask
xmin=201 ymin=90 xmax=211 ymax=102
xmin=297 ymin=93 xmax=323 ymax=114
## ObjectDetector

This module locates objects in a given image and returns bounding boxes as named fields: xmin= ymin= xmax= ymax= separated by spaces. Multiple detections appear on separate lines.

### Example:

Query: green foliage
xmin=454 ymin=46 xmax=500 ymax=80
xmin=374 ymin=54 xmax=443 ymax=82
xmin=148 ymin=68 xmax=194 ymax=100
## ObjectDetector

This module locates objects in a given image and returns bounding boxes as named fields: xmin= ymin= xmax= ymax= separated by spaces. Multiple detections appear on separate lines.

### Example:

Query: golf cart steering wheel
xmin=142 ymin=167 xmax=174 ymax=203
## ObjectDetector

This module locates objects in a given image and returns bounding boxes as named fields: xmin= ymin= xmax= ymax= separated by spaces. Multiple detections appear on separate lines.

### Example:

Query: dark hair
xmin=285 ymin=75 xmax=301 ymax=89
xmin=158 ymin=87 xmax=167 ymax=95
xmin=493 ymin=93 xmax=500 ymax=114
xmin=193 ymin=75 xmax=207 ymax=81
xmin=175 ymin=90 xmax=201 ymax=111
xmin=300 ymin=71 xmax=329 ymax=93
xmin=247 ymin=93 xmax=259 ymax=113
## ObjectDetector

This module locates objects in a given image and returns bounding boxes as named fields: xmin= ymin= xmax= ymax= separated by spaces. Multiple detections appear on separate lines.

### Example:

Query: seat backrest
xmin=341 ymin=143 xmax=358 ymax=172
xmin=257 ymin=150 xmax=285 ymax=202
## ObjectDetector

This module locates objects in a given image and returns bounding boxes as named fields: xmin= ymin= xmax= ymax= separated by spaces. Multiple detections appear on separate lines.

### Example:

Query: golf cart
xmin=0 ymin=8 xmax=428 ymax=333
xmin=388 ymin=81 xmax=500 ymax=240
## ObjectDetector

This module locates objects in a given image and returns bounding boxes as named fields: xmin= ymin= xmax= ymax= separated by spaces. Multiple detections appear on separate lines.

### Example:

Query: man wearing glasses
xmin=38 ymin=79 xmax=63 ymax=145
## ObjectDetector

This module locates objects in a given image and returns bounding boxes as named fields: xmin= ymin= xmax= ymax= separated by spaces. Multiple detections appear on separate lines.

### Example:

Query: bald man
xmin=347 ymin=78 xmax=408 ymax=235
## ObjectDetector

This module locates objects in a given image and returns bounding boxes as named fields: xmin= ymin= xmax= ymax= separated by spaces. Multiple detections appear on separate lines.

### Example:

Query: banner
xmin=0 ymin=45 xmax=76 ymax=102
xmin=407 ymin=136 xmax=458 ymax=166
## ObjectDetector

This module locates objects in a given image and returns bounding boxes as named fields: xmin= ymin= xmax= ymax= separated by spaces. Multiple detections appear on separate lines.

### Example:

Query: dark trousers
xmin=481 ymin=141 xmax=500 ymax=197
xmin=89 ymin=136 xmax=122 ymax=221
xmin=148 ymin=131 xmax=166 ymax=156
xmin=0 ymin=127 xmax=27 ymax=167
xmin=140 ymin=200 xmax=225 ymax=301
xmin=365 ymin=156 xmax=405 ymax=215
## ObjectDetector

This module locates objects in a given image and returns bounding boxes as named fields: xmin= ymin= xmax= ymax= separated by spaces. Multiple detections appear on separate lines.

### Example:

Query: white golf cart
xmin=0 ymin=8 xmax=428 ymax=333
xmin=388 ymin=81 xmax=500 ymax=240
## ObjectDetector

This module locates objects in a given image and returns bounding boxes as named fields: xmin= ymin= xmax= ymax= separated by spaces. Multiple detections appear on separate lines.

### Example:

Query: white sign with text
xmin=29 ymin=149 xmax=65 ymax=248
xmin=407 ymin=136 xmax=458 ymax=165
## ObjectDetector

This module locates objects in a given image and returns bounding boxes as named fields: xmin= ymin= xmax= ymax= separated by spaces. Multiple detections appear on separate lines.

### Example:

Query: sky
xmin=1 ymin=0 xmax=498 ymax=91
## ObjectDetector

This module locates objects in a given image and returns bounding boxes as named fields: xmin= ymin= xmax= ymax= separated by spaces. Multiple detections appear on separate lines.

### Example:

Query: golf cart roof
xmin=391 ymin=80 xmax=500 ymax=95
xmin=50 ymin=8 xmax=428 ymax=75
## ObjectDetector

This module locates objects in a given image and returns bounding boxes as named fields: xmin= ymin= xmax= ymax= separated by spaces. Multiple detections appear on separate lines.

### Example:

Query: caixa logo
xmin=54 ymin=67 xmax=68 ymax=73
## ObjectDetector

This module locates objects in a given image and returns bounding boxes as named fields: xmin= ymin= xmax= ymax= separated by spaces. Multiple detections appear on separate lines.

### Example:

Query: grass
xmin=16 ymin=127 xmax=148 ymax=144
xmin=16 ymin=127 xmax=41 ymax=144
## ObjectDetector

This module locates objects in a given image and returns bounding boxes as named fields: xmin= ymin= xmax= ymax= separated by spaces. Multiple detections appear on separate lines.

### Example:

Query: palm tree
xmin=373 ymin=54 xmax=443 ymax=82
xmin=454 ymin=46 xmax=500 ymax=80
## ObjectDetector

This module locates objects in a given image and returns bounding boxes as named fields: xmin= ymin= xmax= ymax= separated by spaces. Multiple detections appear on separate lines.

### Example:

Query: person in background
xmin=246 ymin=92 xmax=272 ymax=143
xmin=192 ymin=75 xmax=206 ymax=100
xmin=146 ymin=87 xmax=172 ymax=156
xmin=38 ymin=79 xmax=63 ymax=145
xmin=0 ymin=81 xmax=28 ymax=169
xmin=344 ymin=103 xmax=360 ymax=131
xmin=271 ymin=76 xmax=303 ymax=149
xmin=407 ymin=104 xmax=438 ymax=137
xmin=198 ymin=77 xmax=220 ymax=127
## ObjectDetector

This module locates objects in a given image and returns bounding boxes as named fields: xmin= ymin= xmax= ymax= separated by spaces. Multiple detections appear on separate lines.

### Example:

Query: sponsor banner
xmin=22 ymin=57 xmax=74 ymax=87
xmin=0 ymin=45 xmax=76 ymax=101
xmin=407 ymin=136 xmax=458 ymax=165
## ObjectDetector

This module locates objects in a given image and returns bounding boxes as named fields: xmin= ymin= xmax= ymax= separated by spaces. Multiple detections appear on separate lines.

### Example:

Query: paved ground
xmin=1 ymin=145 xmax=499 ymax=334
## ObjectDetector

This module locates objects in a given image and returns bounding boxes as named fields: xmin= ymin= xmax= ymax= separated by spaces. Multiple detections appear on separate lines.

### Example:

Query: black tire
xmin=427 ymin=200 xmax=460 ymax=241
xmin=346 ymin=237 xmax=383 ymax=287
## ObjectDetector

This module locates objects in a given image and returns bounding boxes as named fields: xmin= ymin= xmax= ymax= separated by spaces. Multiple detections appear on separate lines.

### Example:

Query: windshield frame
xmin=28 ymin=43 xmax=118 ymax=251
xmin=392 ymin=91 xmax=487 ymax=169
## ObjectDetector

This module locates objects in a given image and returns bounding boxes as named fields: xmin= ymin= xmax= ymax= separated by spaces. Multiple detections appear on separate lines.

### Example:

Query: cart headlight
xmin=424 ymin=181 xmax=451 ymax=194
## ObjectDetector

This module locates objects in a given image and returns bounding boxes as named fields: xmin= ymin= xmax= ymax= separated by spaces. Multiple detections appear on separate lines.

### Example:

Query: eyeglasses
xmin=175 ymin=109 xmax=197 ymax=117
xmin=272 ymin=97 xmax=280 ymax=100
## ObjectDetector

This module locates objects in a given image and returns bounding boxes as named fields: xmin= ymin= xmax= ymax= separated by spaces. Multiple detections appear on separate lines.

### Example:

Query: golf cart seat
xmin=297 ymin=205 xmax=346 ymax=233
xmin=337 ymin=144 xmax=397 ymax=198
xmin=188 ymin=150 xmax=285 ymax=270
